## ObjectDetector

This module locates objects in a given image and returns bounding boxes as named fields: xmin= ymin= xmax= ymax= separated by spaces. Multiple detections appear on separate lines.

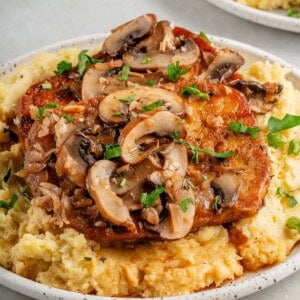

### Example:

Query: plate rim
xmin=205 ymin=0 xmax=300 ymax=33
xmin=0 ymin=33 xmax=299 ymax=300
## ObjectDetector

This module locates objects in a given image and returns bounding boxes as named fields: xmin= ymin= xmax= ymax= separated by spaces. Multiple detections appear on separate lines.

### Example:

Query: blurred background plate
xmin=205 ymin=0 xmax=300 ymax=32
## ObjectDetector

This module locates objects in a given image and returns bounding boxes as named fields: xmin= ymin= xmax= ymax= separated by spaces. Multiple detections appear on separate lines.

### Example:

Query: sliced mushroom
xmin=211 ymin=172 xmax=241 ymax=209
xmin=55 ymin=133 xmax=90 ymax=188
xmin=86 ymin=160 xmax=136 ymax=231
xmin=162 ymin=144 xmax=187 ymax=177
xmin=119 ymin=111 xmax=184 ymax=164
xmin=151 ymin=172 xmax=195 ymax=240
xmin=229 ymin=79 xmax=283 ymax=114
xmin=123 ymin=38 xmax=199 ymax=71
xmin=81 ymin=60 xmax=125 ymax=100
xmin=98 ymin=87 xmax=184 ymax=124
xmin=202 ymin=49 xmax=244 ymax=83
xmin=102 ymin=14 xmax=157 ymax=56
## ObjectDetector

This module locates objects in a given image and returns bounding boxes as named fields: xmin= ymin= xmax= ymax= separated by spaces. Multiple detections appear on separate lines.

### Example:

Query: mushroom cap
xmin=86 ymin=160 xmax=136 ymax=231
xmin=98 ymin=86 xmax=184 ymax=124
xmin=203 ymin=48 xmax=244 ymax=83
xmin=119 ymin=111 xmax=184 ymax=164
xmin=123 ymin=38 xmax=199 ymax=71
xmin=102 ymin=14 xmax=157 ymax=56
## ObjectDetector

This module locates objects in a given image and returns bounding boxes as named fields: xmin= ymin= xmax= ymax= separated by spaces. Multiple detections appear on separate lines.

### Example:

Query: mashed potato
xmin=236 ymin=0 xmax=300 ymax=10
xmin=0 ymin=48 xmax=299 ymax=297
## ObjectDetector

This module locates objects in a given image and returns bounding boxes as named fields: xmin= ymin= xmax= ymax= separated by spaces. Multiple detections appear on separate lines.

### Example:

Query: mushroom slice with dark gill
xmin=211 ymin=173 xmax=242 ymax=211
xmin=123 ymin=21 xmax=200 ymax=71
xmin=119 ymin=110 xmax=184 ymax=164
xmin=102 ymin=14 xmax=157 ymax=56
xmin=202 ymin=48 xmax=244 ymax=83
xmin=98 ymin=86 xmax=184 ymax=124
xmin=229 ymin=79 xmax=283 ymax=114
xmin=86 ymin=160 xmax=136 ymax=231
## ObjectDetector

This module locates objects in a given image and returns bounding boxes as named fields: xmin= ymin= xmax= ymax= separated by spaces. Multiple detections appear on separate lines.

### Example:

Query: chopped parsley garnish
xmin=199 ymin=30 xmax=211 ymax=44
xmin=41 ymin=82 xmax=52 ymax=90
xmin=142 ymin=100 xmax=164 ymax=112
xmin=288 ymin=139 xmax=300 ymax=155
xmin=286 ymin=216 xmax=300 ymax=233
xmin=276 ymin=187 xmax=298 ymax=207
xmin=119 ymin=178 xmax=127 ymax=187
xmin=267 ymin=132 xmax=285 ymax=148
xmin=113 ymin=112 xmax=123 ymax=117
xmin=229 ymin=121 xmax=261 ymax=139
xmin=84 ymin=257 xmax=92 ymax=261
xmin=3 ymin=167 xmax=11 ymax=183
xmin=181 ymin=84 xmax=209 ymax=100
xmin=287 ymin=7 xmax=299 ymax=18
xmin=77 ymin=50 xmax=103 ymax=77
xmin=141 ymin=185 xmax=165 ymax=208
xmin=167 ymin=61 xmax=187 ymax=82
xmin=36 ymin=103 xmax=57 ymax=120
xmin=103 ymin=144 xmax=122 ymax=160
xmin=178 ymin=198 xmax=194 ymax=212
xmin=0 ymin=193 xmax=18 ymax=210
xmin=145 ymin=79 xmax=155 ymax=86
xmin=62 ymin=114 xmax=74 ymax=122
xmin=54 ymin=60 xmax=72 ymax=75
xmin=201 ymin=175 xmax=208 ymax=181
xmin=172 ymin=130 xmax=234 ymax=163
xmin=118 ymin=64 xmax=130 ymax=81
xmin=213 ymin=195 xmax=222 ymax=213
xmin=142 ymin=55 xmax=151 ymax=64
xmin=268 ymin=113 xmax=300 ymax=133
xmin=118 ymin=95 xmax=135 ymax=103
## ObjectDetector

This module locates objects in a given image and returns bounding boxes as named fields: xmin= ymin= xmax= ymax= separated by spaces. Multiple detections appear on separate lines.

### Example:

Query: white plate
xmin=0 ymin=34 xmax=299 ymax=300
xmin=205 ymin=0 xmax=300 ymax=33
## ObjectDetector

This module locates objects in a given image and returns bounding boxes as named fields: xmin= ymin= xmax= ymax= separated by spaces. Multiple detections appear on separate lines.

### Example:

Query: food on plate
xmin=0 ymin=14 xmax=299 ymax=297
xmin=236 ymin=0 xmax=300 ymax=11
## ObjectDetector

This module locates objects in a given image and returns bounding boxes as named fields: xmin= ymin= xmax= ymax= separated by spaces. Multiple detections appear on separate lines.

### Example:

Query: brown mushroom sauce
xmin=15 ymin=14 xmax=275 ymax=244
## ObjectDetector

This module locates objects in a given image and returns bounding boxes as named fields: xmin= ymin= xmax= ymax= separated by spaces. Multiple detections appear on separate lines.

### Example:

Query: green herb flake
xmin=21 ymin=185 xmax=30 ymax=198
xmin=118 ymin=95 xmax=135 ymax=103
xmin=145 ymin=79 xmax=155 ymax=86
xmin=167 ymin=61 xmax=187 ymax=82
xmin=268 ymin=113 xmax=300 ymax=133
xmin=3 ymin=167 xmax=11 ymax=183
xmin=77 ymin=50 xmax=103 ymax=78
xmin=62 ymin=114 xmax=74 ymax=122
xmin=287 ymin=7 xmax=299 ymax=18
xmin=36 ymin=103 xmax=57 ymax=120
xmin=172 ymin=130 xmax=234 ymax=163
xmin=286 ymin=216 xmax=300 ymax=233
xmin=54 ymin=60 xmax=72 ymax=75
xmin=103 ymin=144 xmax=122 ymax=160
xmin=229 ymin=121 xmax=261 ymax=139
xmin=199 ymin=30 xmax=211 ymax=44
xmin=142 ymin=100 xmax=164 ymax=112
xmin=213 ymin=195 xmax=222 ymax=213
xmin=119 ymin=178 xmax=127 ymax=188
xmin=201 ymin=175 xmax=208 ymax=181
xmin=178 ymin=198 xmax=194 ymax=213
xmin=141 ymin=185 xmax=165 ymax=208
xmin=0 ymin=193 xmax=18 ymax=210
xmin=41 ymin=82 xmax=52 ymax=90
xmin=113 ymin=112 xmax=123 ymax=117
xmin=181 ymin=84 xmax=209 ymax=100
xmin=276 ymin=187 xmax=298 ymax=208
xmin=267 ymin=132 xmax=286 ymax=148
xmin=288 ymin=139 xmax=300 ymax=155
xmin=118 ymin=64 xmax=130 ymax=81
xmin=142 ymin=55 xmax=151 ymax=64
xmin=84 ymin=257 xmax=92 ymax=261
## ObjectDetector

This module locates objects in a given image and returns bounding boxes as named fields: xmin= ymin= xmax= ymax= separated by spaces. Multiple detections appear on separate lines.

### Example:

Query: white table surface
xmin=0 ymin=0 xmax=299 ymax=299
